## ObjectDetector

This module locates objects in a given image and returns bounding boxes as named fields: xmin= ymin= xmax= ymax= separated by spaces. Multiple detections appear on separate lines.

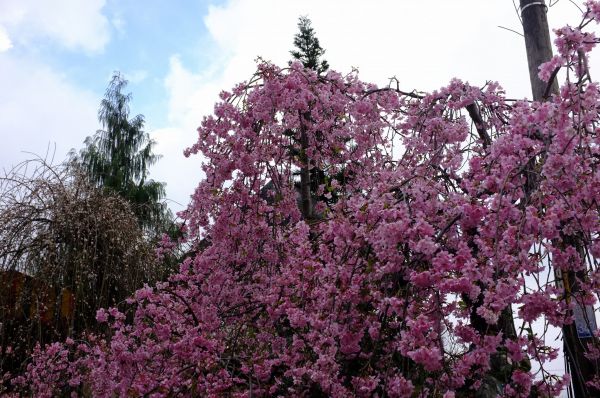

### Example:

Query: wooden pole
xmin=520 ymin=2 xmax=597 ymax=396
xmin=521 ymin=0 xmax=558 ymax=100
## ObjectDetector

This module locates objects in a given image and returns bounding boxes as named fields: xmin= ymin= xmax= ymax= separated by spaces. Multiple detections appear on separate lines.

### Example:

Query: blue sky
xmin=1 ymin=0 xmax=222 ymax=127
xmin=61 ymin=0 xmax=225 ymax=127
xmin=0 ymin=0 xmax=593 ymax=215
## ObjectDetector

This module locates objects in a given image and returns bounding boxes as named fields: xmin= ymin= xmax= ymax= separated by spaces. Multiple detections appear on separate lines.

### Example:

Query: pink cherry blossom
xmin=4 ymin=4 xmax=600 ymax=397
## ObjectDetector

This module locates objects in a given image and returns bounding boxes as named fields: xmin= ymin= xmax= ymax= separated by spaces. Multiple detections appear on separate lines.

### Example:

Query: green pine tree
xmin=72 ymin=72 xmax=170 ymax=235
xmin=290 ymin=16 xmax=329 ymax=74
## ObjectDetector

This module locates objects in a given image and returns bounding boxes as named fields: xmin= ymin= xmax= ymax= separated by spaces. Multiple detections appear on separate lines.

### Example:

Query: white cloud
xmin=0 ymin=25 xmax=12 ymax=52
xmin=0 ymin=55 xmax=99 ymax=171
xmin=148 ymin=125 xmax=203 ymax=213
xmin=145 ymin=56 xmax=212 ymax=213
xmin=0 ymin=0 xmax=110 ymax=53
xmin=126 ymin=69 xmax=149 ymax=84
xmin=194 ymin=0 xmax=597 ymax=102
xmin=200 ymin=0 xmax=530 ymax=94
xmin=111 ymin=14 xmax=126 ymax=36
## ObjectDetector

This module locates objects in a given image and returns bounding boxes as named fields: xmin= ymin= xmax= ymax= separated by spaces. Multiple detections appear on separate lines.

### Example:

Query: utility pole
xmin=521 ymin=0 xmax=558 ymax=101
xmin=520 ymin=1 xmax=598 ymax=396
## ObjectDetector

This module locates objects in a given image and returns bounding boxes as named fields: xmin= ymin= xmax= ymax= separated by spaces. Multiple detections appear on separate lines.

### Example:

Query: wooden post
xmin=521 ymin=0 xmax=558 ymax=100
xmin=520 ymin=2 xmax=597 ymax=396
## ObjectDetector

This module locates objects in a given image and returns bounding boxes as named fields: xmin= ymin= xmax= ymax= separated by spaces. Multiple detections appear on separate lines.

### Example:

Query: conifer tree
xmin=73 ymin=73 xmax=170 ymax=235
xmin=291 ymin=16 xmax=329 ymax=75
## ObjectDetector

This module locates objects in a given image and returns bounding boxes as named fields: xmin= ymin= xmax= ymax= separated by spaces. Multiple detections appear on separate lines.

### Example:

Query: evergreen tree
xmin=290 ymin=16 xmax=329 ymax=74
xmin=73 ymin=72 xmax=170 ymax=235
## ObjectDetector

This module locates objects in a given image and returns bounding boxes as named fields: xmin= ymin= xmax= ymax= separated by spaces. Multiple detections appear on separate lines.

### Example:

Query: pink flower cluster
xmin=4 ymin=4 xmax=600 ymax=397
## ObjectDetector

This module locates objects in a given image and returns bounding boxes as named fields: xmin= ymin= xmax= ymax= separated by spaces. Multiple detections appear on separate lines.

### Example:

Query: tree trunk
xmin=299 ymin=125 xmax=312 ymax=220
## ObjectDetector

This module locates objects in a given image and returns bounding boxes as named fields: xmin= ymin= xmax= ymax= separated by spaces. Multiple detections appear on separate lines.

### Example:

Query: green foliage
xmin=72 ymin=73 xmax=171 ymax=235
xmin=290 ymin=16 xmax=329 ymax=74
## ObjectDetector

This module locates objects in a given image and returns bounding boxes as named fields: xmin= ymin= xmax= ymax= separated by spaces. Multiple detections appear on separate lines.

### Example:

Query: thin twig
xmin=497 ymin=25 xmax=524 ymax=37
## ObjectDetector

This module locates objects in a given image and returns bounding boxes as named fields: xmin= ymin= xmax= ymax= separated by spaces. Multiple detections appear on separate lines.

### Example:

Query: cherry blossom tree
xmin=4 ymin=3 xmax=600 ymax=397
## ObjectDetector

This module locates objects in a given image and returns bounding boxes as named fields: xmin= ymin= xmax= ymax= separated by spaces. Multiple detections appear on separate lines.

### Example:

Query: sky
xmin=0 ymin=0 xmax=597 ymax=389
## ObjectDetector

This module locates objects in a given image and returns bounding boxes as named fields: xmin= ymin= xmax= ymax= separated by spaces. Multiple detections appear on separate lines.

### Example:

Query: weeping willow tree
xmin=0 ymin=158 xmax=159 ymax=377
xmin=72 ymin=73 xmax=170 ymax=236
